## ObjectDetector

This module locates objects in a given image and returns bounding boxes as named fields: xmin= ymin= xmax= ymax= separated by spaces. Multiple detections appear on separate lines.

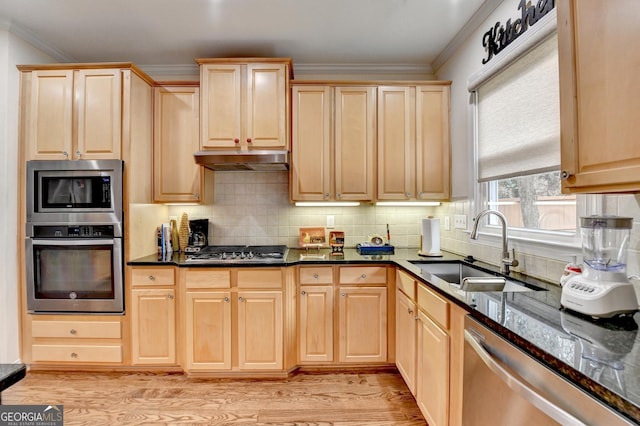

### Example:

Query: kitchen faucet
xmin=470 ymin=209 xmax=519 ymax=274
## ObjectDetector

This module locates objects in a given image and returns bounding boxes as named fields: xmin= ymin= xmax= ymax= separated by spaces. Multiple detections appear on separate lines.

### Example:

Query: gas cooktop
xmin=184 ymin=245 xmax=288 ymax=263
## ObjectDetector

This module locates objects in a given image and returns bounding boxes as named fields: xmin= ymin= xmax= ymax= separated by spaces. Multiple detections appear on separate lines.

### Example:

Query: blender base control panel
xmin=565 ymin=279 xmax=602 ymax=296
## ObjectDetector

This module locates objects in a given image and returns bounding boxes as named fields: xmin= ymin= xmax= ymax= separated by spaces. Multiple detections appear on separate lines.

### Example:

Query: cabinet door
xmin=200 ymin=64 xmax=242 ymax=148
xmin=334 ymin=86 xmax=376 ymax=201
xmin=416 ymin=309 xmax=450 ymax=426
xmin=338 ymin=286 xmax=387 ymax=363
xmin=299 ymin=285 xmax=334 ymax=363
xmin=558 ymin=0 xmax=640 ymax=193
xmin=131 ymin=288 xmax=176 ymax=365
xmin=377 ymin=86 xmax=415 ymax=200
xmin=75 ymin=68 xmax=122 ymax=159
xmin=27 ymin=70 xmax=74 ymax=160
xmin=396 ymin=289 xmax=417 ymax=395
xmin=185 ymin=291 xmax=232 ymax=370
xmin=237 ymin=291 xmax=283 ymax=370
xmin=245 ymin=63 xmax=288 ymax=149
xmin=415 ymin=85 xmax=450 ymax=200
xmin=291 ymin=85 xmax=332 ymax=201
xmin=153 ymin=86 xmax=202 ymax=203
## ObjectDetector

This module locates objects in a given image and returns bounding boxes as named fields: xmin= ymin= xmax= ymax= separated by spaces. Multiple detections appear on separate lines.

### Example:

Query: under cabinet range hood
xmin=193 ymin=150 xmax=290 ymax=171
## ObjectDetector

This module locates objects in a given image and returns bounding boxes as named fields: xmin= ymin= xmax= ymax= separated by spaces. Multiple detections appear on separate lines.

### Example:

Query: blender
xmin=561 ymin=216 xmax=639 ymax=318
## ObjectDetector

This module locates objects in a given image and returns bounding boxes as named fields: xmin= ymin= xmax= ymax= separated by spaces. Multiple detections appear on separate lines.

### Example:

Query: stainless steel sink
xmin=408 ymin=261 xmax=545 ymax=293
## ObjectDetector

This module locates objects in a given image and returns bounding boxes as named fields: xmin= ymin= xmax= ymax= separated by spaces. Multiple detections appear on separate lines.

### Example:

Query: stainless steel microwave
xmin=26 ymin=160 xmax=123 ymax=234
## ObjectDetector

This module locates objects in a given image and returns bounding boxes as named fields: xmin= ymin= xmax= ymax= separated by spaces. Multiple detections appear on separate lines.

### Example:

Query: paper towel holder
xmin=418 ymin=216 xmax=443 ymax=257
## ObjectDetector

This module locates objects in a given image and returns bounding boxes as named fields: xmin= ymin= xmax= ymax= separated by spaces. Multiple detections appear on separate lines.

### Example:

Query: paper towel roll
xmin=419 ymin=217 xmax=442 ymax=257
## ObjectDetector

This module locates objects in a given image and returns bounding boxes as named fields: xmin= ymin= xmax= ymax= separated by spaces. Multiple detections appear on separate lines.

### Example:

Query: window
xmin=468 ymin=12 xmax=583 ymax=255
xmin=487 ymin=171 xmax=576 ymax=233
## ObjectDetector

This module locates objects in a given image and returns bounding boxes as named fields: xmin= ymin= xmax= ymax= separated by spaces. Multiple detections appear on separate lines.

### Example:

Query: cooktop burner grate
xmin=185 ymin=245 xmax=288 ymax=263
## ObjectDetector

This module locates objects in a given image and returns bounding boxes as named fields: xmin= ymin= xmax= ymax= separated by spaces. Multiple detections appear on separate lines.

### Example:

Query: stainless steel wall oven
xmin=25 ymin=160 xmax=124 ymax=314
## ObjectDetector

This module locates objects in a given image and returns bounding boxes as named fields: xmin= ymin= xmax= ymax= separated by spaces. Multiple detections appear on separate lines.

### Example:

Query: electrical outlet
xmin=326 ymin=215 xmax=335 ymax=229
xmin=454 ymin=214 xmax=467 ymax=229
xmin=444 ymin=216 xmax=450 ymax=231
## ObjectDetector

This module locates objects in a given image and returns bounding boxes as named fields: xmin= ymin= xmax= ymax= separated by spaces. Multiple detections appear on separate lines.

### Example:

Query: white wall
xmin=0 ymin=29 xmax=54 ymax=364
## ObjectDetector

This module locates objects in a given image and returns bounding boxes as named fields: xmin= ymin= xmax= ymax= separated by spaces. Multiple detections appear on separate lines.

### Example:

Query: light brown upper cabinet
xmin=153 ymin=84 xmax=202 ymax=203
xmin=377 ymin=84 xmax=450 ymax=201
xmin=291 ymin=84 xmax=376 ymax=201
xmin=198 ymin=58 xmax=292 ymax=150
xmin=21 ymin=67 xmax=123 ymax=160
xmin=558 ymin=0 xmax=640 ymax=193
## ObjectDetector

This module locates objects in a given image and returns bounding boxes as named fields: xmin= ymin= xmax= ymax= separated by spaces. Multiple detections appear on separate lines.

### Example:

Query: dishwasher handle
xmin=464 ymin=329 xmax=587 ymax=426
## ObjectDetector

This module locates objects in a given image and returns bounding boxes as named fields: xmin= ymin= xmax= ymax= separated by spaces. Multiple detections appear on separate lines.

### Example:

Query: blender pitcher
xmin=581 ymin=216 xmax=632 ymax=279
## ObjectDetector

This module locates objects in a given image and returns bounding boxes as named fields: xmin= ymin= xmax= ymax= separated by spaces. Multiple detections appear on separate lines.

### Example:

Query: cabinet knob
xmin=341 ymin=292 xmax=346 ymax=297
xmin=301 ymin=290 xmax=307 ymax=296
xmin=360 ymin=274 xmax=367 ymax=279
xmin=313 ymin=273 xmax=319 ymax=279
xmin=324 ymin=193 xmax=330 ymax=198
xmin=234 ymin=138 xmax=240 ymax=144
xmin=75 ymin=150 xmax=82 ymax=159
xmin=239 ymin=296 xmax=245 ymax=302
xmin=62 ymin=151 xmax=69 ymax=158
xmin=408 ymin=308 xmax=413 ymax=314
xmin=246 ymin=138 xmax=252 ymax=143
xmin=561 ymin=170 xmax=572 ymax=180
xmin=168 ymin=294 xmax=174 ymax=300
xmin=224 ymin=296 xmax=230 ymax=302
xmin=405 ymin=192 xmax=411 ymax=198
xmin=148 ymin=275 xmax=156 ymax=281
xmin=70 ymin=352 xmax=78 ymax=358
xmin=70 ymin=329 xmax=77 ymax=335
xmin=336 ymin=193 xmax=341 ymax=199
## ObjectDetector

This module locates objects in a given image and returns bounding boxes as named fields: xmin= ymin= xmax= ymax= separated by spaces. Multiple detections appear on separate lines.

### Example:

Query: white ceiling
xmin=0 ymin=0 xmax=499 ymax=77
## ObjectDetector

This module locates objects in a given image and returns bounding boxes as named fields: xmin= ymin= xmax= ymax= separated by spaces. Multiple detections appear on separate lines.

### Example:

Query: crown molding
xmin=293 ymin=62 xmax=433 ymax=76
xmin=1 ymin=19 xmax=76 ymax=62
xmin=432 ymin=0 xmax=505 ymax=73
xmin=138 ymin=64 xmax=200 ymax=79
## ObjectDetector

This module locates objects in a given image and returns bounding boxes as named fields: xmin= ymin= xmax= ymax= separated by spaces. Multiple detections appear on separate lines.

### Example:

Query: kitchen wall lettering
xmin=482 ymin=0 xmax=555 ymax=64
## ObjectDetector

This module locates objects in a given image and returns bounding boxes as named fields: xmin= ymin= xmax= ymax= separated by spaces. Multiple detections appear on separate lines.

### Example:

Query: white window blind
xmin=476 ymin=33 xmax=560 ymax=182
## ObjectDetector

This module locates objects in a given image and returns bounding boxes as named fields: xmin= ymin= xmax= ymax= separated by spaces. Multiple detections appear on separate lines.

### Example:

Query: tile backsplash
xmin=167 ymin=171 xmax=435 ymax=248
xmin=167 ymin=172 xmax=640 ymax=291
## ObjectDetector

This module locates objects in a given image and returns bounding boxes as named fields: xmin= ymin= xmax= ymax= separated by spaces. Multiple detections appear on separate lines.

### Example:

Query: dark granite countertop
xmin=129 ymin=247 xmax=640 ymax=423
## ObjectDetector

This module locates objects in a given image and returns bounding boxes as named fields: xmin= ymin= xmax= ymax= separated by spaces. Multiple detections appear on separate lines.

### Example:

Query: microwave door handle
xmin=464 ymin=330 xmax=586 ymax=426
xmin=30 ymin=239 xmax=115 ymax=246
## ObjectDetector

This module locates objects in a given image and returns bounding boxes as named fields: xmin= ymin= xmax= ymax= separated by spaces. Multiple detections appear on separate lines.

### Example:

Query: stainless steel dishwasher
xmin=463 ymin=315 xmax=634 ymax=425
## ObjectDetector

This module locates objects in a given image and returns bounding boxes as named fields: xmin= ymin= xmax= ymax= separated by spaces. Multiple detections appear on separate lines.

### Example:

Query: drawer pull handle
xmin=71 ymin=352 xmax=78 ymax=358
xmin=70 ymin=329 xmax=77 ymax=335
xmin=313 ymin=273 xmax=319 ymax=279
xmin=148 ymin=275 xmax=156 ymax=281
xmin=301 ymin=290 xmax=307 ymax=296
xmin=361 ymin=274 xmax=367 ymax=279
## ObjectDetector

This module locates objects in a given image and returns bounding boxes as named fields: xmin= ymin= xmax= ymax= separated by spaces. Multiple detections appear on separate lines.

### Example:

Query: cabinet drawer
xmin=237 ymin=269 xmax=283 ymax=289
xmin=417 ymin=284 xmax=449 ymax=330
xmin=299 ymin=266 xmax=333 ymax=285
xmin=32 ymin=344 xmax=122 ymax=363
xmin=396 ymin=270 xmax=416 ymax=300
xmin=185 ymin=269 xmax=231 ymax=289
xmin=32 ymin=320 xmax=121 ymax=339
xmin=339 ymin=266 xmax=387 ymax=284
xmin=132 ymin=267 xmax=175 ymax=286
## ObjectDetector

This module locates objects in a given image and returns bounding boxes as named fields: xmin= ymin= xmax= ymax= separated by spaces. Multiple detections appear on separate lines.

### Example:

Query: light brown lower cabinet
xmin=298 ymin=285 xmax=334 ymax=363
xmin=130 ymin=267 xmax=177 ymax=366
xmin=338 ymin=286 xmax=388 ymax=363
xmin=183 ymin=268 xmax=285 ymax=372
xmin=395 ymin=270 xmax=467 ymax=426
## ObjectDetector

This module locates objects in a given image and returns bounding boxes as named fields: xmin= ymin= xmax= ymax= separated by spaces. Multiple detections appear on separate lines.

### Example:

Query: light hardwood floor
xmin=2 ymin=370 xmax=426 ymax=425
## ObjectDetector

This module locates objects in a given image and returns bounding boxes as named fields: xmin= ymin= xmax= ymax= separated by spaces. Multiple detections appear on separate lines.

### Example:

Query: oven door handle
xmin=464 ymin=329 xmax=586 ymax=426
xmin=30 ymin=238 xmax=116 ymax=246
